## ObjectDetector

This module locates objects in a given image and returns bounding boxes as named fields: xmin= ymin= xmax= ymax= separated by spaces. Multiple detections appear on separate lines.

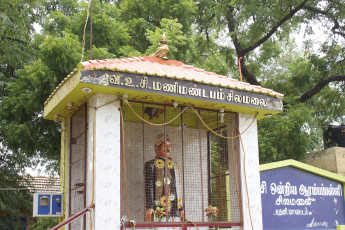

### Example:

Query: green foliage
xmin=255 ymin=37 xmax=345 ymax=162
xmin=119 ymin=0 xmax=196 ymax=34
xmin=0 ymin=167 xmax=32 ymax=230
xmin=0 ymin=0 xmax=345 ymax=184
xmin=88 ymin=46 xmax=117 ymax=60
xmin=31 ymin=217 xmax=59 ymax=230
xmin=0 ymin=0 xmax=37 ymax=68
xmin=0 ymin=3 xmax=344 ymax=227
xmin=258 ymin=104 xmax=315 ymax=163
xmin=0 ymin=0 xmax=39 ymax=100
xmin=40 ymin=0 xmax=79 ymax=17
xmin=42 ymin=10 xmax=71 ymax=36
xmin=0 ymin=34 xmax=81 ymax=161
xmin=145 ymin=18 xmax=189 ymax=60
xmin=70 ymin=1 xmax=131 ymax=57
xmin=39 ymin=33 xmax=81 ymax=77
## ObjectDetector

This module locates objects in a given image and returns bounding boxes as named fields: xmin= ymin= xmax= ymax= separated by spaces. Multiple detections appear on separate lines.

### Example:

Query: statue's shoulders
xmin=145 ymin=158 xmax=156 ymax=165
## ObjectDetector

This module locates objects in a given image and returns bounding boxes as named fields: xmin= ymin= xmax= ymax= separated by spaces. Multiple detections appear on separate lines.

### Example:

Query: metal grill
xmin=69 ymin=104 xmax=87 ymax=230
xmin=122 ymin=101 xmax=242 ymax=228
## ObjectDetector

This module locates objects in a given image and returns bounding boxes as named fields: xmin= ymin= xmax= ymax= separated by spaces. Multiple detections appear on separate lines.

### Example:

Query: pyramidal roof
xmin=45 ymin=56 xmax=283 ymax=105
xmin=78 ymin=56 xmax=283 ymax=98
xmin=44 ymin=56 xmax=284 ymax=120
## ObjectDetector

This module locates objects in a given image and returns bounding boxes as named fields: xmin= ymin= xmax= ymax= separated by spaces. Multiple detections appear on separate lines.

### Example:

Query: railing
xmin=50 ymin=203 xmax=95 ymax=230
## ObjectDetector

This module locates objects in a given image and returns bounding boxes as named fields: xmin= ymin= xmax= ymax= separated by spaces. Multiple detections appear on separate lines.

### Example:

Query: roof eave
xmin=260 ymin=159 xmax=345 ymax=183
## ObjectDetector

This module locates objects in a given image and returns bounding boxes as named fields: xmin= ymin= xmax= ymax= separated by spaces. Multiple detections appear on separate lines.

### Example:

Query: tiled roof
xmin=79 ymin=56 xmax=284 ymax=98
xmin=22 ymin=176 xmax=60 ymax=193
xmin=44 ymin=56 xmax=283 ymax=105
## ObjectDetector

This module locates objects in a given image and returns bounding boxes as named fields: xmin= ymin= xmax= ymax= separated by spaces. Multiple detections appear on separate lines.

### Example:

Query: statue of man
xmin=145 ymin=134 xmax=184 ymax=222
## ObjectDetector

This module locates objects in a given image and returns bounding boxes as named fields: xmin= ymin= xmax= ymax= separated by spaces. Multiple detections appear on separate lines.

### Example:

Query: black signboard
xmin=324 ymin=125 xmax=345 ymax=148
xmin=80 ymin=70 xmax=283 ymax=111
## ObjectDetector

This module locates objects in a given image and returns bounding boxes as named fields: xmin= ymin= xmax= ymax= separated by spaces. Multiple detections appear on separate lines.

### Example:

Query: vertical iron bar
xmin=120 ymin=100 xmax=123 ymax=218
xmin=83 ymin=104 xmax=87 ymax=230
xmin=226 ymin=113 xmax=232 ymax=223
xmin=207 ymin=131 xmax=211 ymax=209
xmin=142 ymin=103 xmax=146 ymax=220
xmin=198 ymin=109 xmax=205 ymax=222
xmin=235 ymin=113 xmax=243 ymax=223
xmin=217 ymin=112 xmax=221 ymax=212
xmin=180 ymin=107 xmax=186 ymax=222
xmin=68 ymin=116 xmax=72 ymax=228
xmin=164 ymin=105 xmax=169 ymax=221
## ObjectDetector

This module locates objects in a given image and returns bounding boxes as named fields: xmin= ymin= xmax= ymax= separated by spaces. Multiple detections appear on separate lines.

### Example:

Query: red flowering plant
xmin=154 ymin=207 xmax=167 ymax=221
xmin=204 ymin=205 xmax=218 ymax=217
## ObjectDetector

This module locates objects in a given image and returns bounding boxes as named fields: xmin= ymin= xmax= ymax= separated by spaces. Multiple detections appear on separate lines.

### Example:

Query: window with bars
xmin=121 ymin=101 xmax=242 ymax=228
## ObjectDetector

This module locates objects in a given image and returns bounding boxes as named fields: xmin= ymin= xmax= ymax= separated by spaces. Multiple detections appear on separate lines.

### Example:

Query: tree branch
xmin=242 ymin=0 xmax=309 ymax=54
xmin=1 ymin=37 xmax=28 ymax=45
xmin=299 ymin=75 xmax=345 ymax=102
xmin=226 ymin=1 xmax=309 ymax=86
xmin=226 ymin=6 xmax=243 ymax=55
xmin=226 ymin=7 xmax=261 ymax=85
xmin=239 ymin=58 xmax=261 ymax=86
xmin=303 ymin=5 xmax=345 ymax=39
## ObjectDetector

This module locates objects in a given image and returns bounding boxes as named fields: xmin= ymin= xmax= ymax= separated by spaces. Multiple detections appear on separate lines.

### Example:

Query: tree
xmin=0 ymin=1 xmax=42 ymax=227
xmin=0 ymin=157 xmax=33 ymax=229
xmin=0 ymin=1 xmax=344 ymax=226
xmin=0 ymin=0 xmax=38 ymax=97
xmin=194 ymin=0 xmax=345 ymax=162
xmin=31 ymin=217 xmax=59 ymax=230
xmin=1 ymin=0 xmax=345 ymax=193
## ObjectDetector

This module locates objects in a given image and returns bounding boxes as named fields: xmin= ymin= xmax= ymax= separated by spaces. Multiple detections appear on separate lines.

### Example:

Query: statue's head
xmin=155 ymin=133 xmax=171 ymax=158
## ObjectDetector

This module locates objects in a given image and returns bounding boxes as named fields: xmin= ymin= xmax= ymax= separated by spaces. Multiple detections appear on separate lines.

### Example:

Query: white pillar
xmin=87 ymin=93 xmax=121 ymax=230
xmin=238 ymin=113 xmax=263 ymax=230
